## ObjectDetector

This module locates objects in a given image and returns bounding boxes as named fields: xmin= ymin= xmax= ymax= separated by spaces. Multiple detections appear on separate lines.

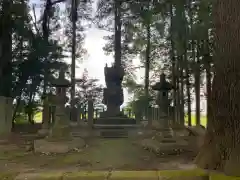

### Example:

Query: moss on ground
xmin=185 ymin=115 xmax=207 ymax=127
xmin=0 ymin=172 xmax=19 ymax=179
xmin=6 ymin=169 xmax=240 ymax=180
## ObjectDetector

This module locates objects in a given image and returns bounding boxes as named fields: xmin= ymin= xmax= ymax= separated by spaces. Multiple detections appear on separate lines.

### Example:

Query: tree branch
xmin=32 ymin=4 xmax=40 ymax=35
xmin=50 ymin=0 xmax=67 ymax=6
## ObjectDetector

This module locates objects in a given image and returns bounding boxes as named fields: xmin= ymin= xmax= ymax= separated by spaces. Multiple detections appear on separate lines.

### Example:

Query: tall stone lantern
xmin=152 ymin=73 xmax=173 ymax=137
xmin=34 ymin=68 xmax=86 ymax=154
xmin=49 ymin=68 xmax=71 ymax=140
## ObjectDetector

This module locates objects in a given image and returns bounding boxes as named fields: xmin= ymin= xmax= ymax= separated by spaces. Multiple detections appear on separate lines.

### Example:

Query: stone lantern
xmin=152 ymin=73 xmax=173 ymax=115
xmin=152 ymin=73 xmax=173 ymax=137
xmin=34 ymin=68 xmax=85 ymax=153
xmin=49 ymin=68 xmax=71 ymax=140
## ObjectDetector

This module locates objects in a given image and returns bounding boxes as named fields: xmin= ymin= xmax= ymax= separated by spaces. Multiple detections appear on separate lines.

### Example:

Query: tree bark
xmin=195 ymin=41 xmax=201 ymax=126
xmin=203 ymin=38 xmax=212 ymax=128
xmin=114 ymin=0 xmax=122 ymax=68
xmin=175 ymin=56 xmax=182 ymax=124
xmin=41 ymin=0 xmax=51 ymax=127
xmin=169 ymin=3 xmax=177 ymax=124
xmin=179 ymin=56 xmax=185 ymax=126
xmin=195 ymin=0 xmax=240 ymax=175
xmin=186 ymin=61 xmax=192 ymax=126
xmin=205 ymin=54 xmax=212 ymax=128
xmin=0 ymin=0 xmax=12 ymax=97
xmin=70 ymin=0 xmax=77 ymax=121
xmin=144 ymin=18 xmax=150 ymax=102
xmin=144 ymin=9 xmax=151 ymax=126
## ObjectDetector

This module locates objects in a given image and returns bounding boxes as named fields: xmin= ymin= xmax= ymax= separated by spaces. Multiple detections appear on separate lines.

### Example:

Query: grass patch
xmin=10 ymin=170 xmax=240 ymax=179
xmin=0 ymin=172 xmax=19 ymax=179
xmin=17 ymin=112 xmax=208 ymax=127
xmin=185 ymin=114 xmax=207 ymax=127
xmin=34 ymin=112 xmax=42 ymax=123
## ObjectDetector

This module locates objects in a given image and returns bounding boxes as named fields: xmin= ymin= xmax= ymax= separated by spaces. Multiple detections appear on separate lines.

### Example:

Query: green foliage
xmin=0 ymin=0 xmax=93 ymax=121
xmin=75 ymin=69 xmax=103 ymax=108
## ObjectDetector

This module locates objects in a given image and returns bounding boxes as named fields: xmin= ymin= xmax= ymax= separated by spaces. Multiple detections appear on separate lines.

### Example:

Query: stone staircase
xmin=93 ymin=124 xmax=139 ymax=138
xmin=100 ymin=129 xmax=128 ymax=138
xmin=70 ymin=124 xmax=140 ymax=138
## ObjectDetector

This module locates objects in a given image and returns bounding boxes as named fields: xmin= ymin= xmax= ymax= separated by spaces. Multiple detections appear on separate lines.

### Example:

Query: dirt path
xmin=0 ymin=136 xmax=196 ymax=173
xmin=73 ymin=138 xmax=157 ymax=170
xmin=43 ymin=137 xmax=196 ymax=171
xmin=0 ymin=136 xmax=200 ymax=179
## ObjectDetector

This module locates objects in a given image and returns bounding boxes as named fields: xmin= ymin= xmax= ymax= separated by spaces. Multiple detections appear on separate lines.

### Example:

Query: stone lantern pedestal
xmin=0 ymin=96 xmax=13 ymax=135
xmin=38 ymin=94 xmax=55 ymax=136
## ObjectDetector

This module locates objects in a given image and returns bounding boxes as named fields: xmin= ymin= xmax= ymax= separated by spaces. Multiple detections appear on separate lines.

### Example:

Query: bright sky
xmin=30 ymin=0 xmax=112 ymax=81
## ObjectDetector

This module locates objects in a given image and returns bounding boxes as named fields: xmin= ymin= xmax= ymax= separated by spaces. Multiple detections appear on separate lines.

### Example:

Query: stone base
xmin=139 ymin=138 xmax=189 ymax=155
xmin=161 ymin=127 xmax=174 ymax=138
xmin=0 ymin=96 xmax=13 ymax=135
xmin=93 ymin=117 xmax=136 ymax=125
xmin=186 ymin=126 xmax=206 ymax=136
xmin=171 ymin=123 xmax=186 ymax=130
xmin=34 ymin=138 xmax=85 ymax=153
xmin=37 ymin=128 xmax=49 ymax=137
xmin=100 ymin=129 xmax=128 ymax=138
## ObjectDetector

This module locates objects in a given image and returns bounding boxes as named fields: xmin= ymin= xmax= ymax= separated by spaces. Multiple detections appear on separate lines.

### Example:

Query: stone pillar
xmin=51 ymin=106 xmax=56 ymax=124
xmin=158 ymin=91 xmax=173 ymax=137
xmin=42 ymin=97 xmax=50 ymax=129
xmin=0 ymin=96 xmax=13 ymax=135
xmin=76 ymin=107 xmax=80 ymax=121
xmin=48 ymin=91 xmax=71 ymax=140
xmin=88 ymin=98 xmax=94 ymax=128
xmin=38 ymin=96 xmax=51 ymax=136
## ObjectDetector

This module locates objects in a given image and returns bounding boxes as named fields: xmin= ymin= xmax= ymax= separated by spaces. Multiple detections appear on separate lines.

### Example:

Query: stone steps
xmin=93 ymin=124 xmax=140 ymax=129
xmin=100 ymin=129 xmax=128 ymax=138
xmin=71 ymin=129 xmax=133 ymax=138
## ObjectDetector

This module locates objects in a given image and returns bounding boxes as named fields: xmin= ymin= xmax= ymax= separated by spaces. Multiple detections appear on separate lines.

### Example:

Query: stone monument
xmin=95 ymin=63 xmax=135 ymax=125
xmin=102 ymin=63 xmax=124 ymax=116
xmin=0 ymin=96 xmax=13 ymax=135
xmin=48 ymin=68 xmax=71 ymax=140
xmin=38 ymin=93 xmax=55 ymax=136
xmin=34 ymin=68 xmax=85 ymax=153
xmin=152 ymin=73 xmax=174 ymax=138
xmin=87 ymin=96 xmax=94 ymax=128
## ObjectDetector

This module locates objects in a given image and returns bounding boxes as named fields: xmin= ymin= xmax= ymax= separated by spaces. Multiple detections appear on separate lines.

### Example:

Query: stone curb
xmin=14 ymin=169 xmax=207 ymax=180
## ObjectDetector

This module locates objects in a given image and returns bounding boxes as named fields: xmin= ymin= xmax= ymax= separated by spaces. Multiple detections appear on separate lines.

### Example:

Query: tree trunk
xmin=144 ymin=13 xmax=151 ymax=126
xmin=175 ymin=57 xmax=182 ymax=124
xmin=169 ymin=3 xmax=177 ymax=124
xmin=41 ymin=0 xmax=51 ymax=127
xmin=27 ymin=112 xmax=34 ymax=125
xmin=186 ymin=59 xmax=192 ymax=126
xmin=70 ymin=0 xmax=77 ymax=121
xmin=195 ymin=41 xmax=201 ymax=126
xmin=144 ymin=20 xmax=150 ymax=102
xmin=114 ymin=0 xmax=122 ymax=68
xmin=188 ymin=0 xmax=195 ymax=127
xmin=0 ymin=0 xmax=12 ymax=97
xmin=179 ymin=56 xmax=185 ymax=126
xmin=204 ymin=41 xmax=212 ymax=128
xmin=195 ymin=0 xmax=240 ymax=175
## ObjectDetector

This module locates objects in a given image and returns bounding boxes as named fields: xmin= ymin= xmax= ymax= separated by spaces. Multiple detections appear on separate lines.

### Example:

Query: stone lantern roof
xmin=152 ymin=73 xmax=173 ymax=91
xmin=51 ymin=68 xmax=71 ymax=88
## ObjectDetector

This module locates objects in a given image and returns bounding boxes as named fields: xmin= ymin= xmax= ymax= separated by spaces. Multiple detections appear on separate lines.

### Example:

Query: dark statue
xmin=95 ymin=63 xmax=136 ymax=125
xmin=102 ymin=63 xmax=124 ymax=117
